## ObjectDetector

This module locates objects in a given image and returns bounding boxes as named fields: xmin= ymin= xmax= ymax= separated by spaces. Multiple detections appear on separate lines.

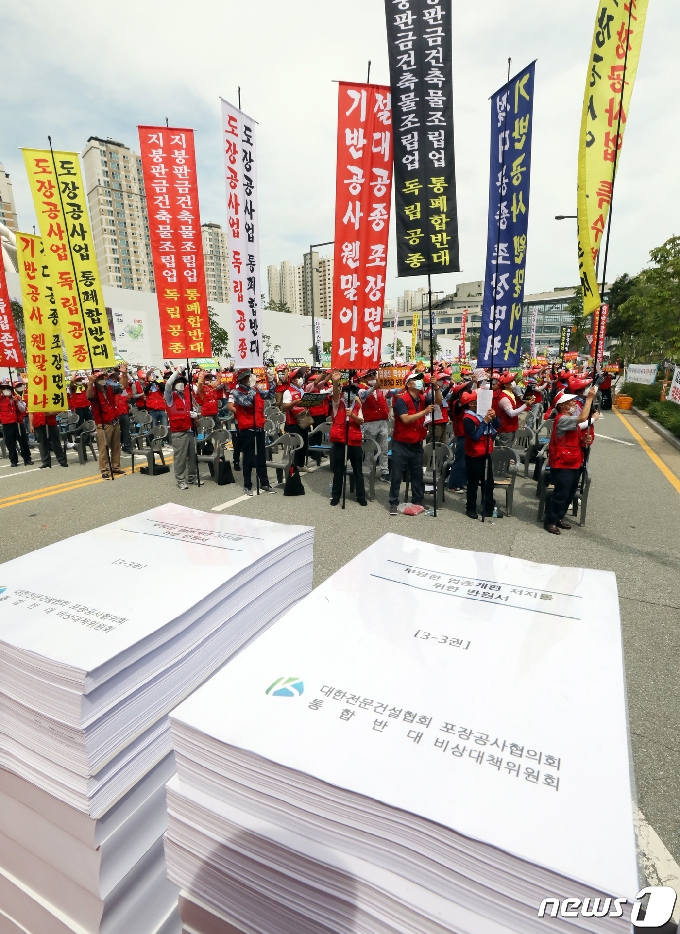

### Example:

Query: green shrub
xmin=622 ymin=382 xmax=662 ymax=409
xmin=647 ymin=401 xmax=680 ymax=439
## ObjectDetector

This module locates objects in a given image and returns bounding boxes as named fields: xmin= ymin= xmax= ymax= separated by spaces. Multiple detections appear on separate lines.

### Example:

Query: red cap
xmin=460 ymin=390 xmax=477 ymax=406
xmin=568 ymin=376 xmax=592 ymax=392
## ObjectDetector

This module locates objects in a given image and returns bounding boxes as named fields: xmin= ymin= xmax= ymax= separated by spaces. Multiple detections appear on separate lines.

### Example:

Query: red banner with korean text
xmin=0 ymin=260 xmax=25 ymax=369
xmin=332 ymin=82 xmax=393 ymax=369
xmin=138 ymin=126 xmax=212 ymax=360
xmin=591 ymin=302 xmax=609 ymax=364
xmin=459 ymin=309 xmax=468 ymax=361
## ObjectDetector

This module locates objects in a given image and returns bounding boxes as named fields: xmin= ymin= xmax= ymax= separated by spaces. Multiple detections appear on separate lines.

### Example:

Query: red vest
xmin=234 ymin=392 xmax=266 ymax=430
xmin=91 ymin=386 xmax=118 ymax=425
xmin=329 ymin=398 xmax=363 ymax=446
xmin=0 ymin=395 xmax=19 ymax=425
xmin=32 ymin=413 xmax=59 ymax=428
xmin=463 ymin=411 xmax=495 ymax=458
xmin=167 ymin=387 xmax=193 ymax=432
xmin=494 ymin=389 xmax=520 ymax=433
xmin=131 ymin=379 xmax=146 ymax=409
xmin=449 ymin=402 xmax=466 ymax=438
xmin=200 ymin=385 xmax=219 ymax=416
xmin=392 ymin=391 xmax=427 ymax=444
xmin=115 ymin=389 xmax=130 ymax=417
xmin=305 ymin=385 xmax=329 ymax=418
xmin=284 ymin=385 xmax=304 ymax=426
xmin=145 ymin=382 xmax=166 ymax=410
xmin=434 ymin=388 xmax=449 ymax=424
xmin=361 ymin=388 xmax=388 ymax=422
xmin=548 ymin=414 xmax=584 ymax=469
xmin=68 ymin=387 xmax=90 ymax=410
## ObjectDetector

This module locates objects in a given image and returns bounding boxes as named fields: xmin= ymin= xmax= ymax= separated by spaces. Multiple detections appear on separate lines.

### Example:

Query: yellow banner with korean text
xmin=16 ymin=233 xmax=67 ymax=413
xmin=577 ymin=0 xmax=648 ymax=315
xmin=22 ymin=148 xmax=115 ymax=369
xmin=410 ymin=312 xmax=419 ymax=361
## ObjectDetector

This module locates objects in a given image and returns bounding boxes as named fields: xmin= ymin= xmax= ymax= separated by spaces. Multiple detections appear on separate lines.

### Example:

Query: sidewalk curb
xmin=631 ymin=406 xmax=680 ymax=454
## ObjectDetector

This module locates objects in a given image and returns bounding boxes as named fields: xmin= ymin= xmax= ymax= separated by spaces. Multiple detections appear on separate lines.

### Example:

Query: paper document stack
xmin=167 ymin=533 xmax=638 ymax=934
xmin=0 ymin=504 xmax=313 ymax=934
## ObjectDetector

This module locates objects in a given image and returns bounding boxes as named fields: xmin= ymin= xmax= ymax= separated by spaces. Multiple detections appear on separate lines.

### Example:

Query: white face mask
xmin=175 ymin=383 xmax=185 ymax=393
xmin=413 ymin=379 xmax=424 ymax=391
xmin=96 ymin=380 xmax=106 ymax=389
xmin=249 ymin=375 xmax=257 ymax=388
xmin=2 ymin=389 xmax=11 ymax=397
xmin=294 ymin=378 xmax=303 ymax=387
xmin=366 ymin=378 xmax=376 ymax=387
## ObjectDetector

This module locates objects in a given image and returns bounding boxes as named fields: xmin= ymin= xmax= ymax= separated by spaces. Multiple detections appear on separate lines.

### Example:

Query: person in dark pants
xmin=462 ymin=391 xmax=502 ymax=519
xmin=29 ymin=412 xmax=68 ymax=468
xmin=0 ymin=382 xmax=31 ymax=467
xmin=446 ymin=380 xmax=472 ymax=493
xmin=229 ymin=369 xmax=277 ymax=495
xmin=329 ymin=370 xmax=366 ymax=506
xmin=544 ymin=386 xmax=599 ymax=534
xmin=282 ymin=367 xmax=311 ymax=470
xmin=388 ymin=371 xmax=441 ymax=516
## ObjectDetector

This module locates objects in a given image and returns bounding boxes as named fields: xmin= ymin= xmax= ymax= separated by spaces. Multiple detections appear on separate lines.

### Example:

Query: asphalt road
xmin=1 ymin=408 xmax=679 ymax=879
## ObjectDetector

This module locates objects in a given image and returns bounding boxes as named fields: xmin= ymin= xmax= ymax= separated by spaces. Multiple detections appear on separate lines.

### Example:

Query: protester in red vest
xmin=360 ymin=368 xmax=390 ymax=482
xmin=432 ymin=371 xmax=451 ymax=442
xmin=29 ymin=411 xmax=68 ymax=468
xmin=0 ymin=382 xmax=31 ymax=467
xmin=388 ymin=371 xmax=441 ymax=516
xmin=544 ymin=386 xmax=599 ymax=535
xmin=492 ymin=372 xmax=527 ymax=446
xmin=86 ymin=367 xmax=128 ymax=479
xmin=329 ymin=370 xmax=366 ymax=506
xmin=68 ymin=372 xmax=93 ymax=426
xmin=128 ymin=372 xmax=146 ymax=410
xmin=282 ymin=367 xmax=311 ymax=470
xmin=229 ymin=369 xmax=277 ymax=495
xmin=111 ymin=367 xmax=133 ymax=454
xmin=462 ymin=390 xmax=501 ymax=519
xmin=164 ymin=368 xmax=197 ymax=490
xmin=144 ymin=368 xmax=168 ymax=430
xmin=305 ymin=369 xmax=331 ymax=428
xmin=446 ymin=380 xmax=472 ymax=494
xmin=196 ymin=371 xmax=220 ymax=418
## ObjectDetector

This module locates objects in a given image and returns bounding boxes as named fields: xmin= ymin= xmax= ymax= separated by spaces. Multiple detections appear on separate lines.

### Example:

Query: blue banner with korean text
xmin=477 ymin=63 xmax=535 ymax=368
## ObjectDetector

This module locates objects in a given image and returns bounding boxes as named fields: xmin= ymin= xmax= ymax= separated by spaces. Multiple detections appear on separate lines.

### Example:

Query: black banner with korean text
xmin=384 ymin=0 xmax=460 ymax=278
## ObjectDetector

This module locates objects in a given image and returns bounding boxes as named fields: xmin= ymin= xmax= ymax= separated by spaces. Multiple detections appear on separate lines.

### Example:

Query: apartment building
xmin=202 ymin=223 xmax=230 ymax=303
xmin=0 ymin=163 xmax=18 ymax=232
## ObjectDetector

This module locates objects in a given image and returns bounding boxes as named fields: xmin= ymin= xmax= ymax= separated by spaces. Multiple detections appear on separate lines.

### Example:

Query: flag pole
xmin=186 ymin=359 xmax=201 ymax=487
xmin=483 ymin=57 xmax=511 ymax=523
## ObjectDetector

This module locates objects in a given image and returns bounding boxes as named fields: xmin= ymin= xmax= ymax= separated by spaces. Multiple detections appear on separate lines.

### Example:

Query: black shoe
xmin=466 ymin=509 xmax=479 ymax=519
xmin=557 ymin=519 xmax=571 ymax=530
xmin=233 ymin=462 xmax=241 ymax=471
xmin=60 ymin=462 xmax=69 ymax=467
xmin=389 ymin=503 xmax=398 ymax=516
xmin=24 ymin=460 xmax=34 ymax=466
xmin=544 ymin=524 xmax=561 ymax=535
xmin=39 ymin=464 xmax=50 ymax=469
xmin=10 ymin=463 xmax=18 ymax=468
xmin=330 ymin=498 xmax=340 ymax=506
xmin=357 ymin=498 xmax=368 ymax=506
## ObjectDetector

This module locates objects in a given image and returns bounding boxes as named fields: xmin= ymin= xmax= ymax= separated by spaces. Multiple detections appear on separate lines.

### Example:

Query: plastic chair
xmin=76 ymin=419 xmax=97 ymax=464
xmin=511 ymin=426 xmax=535 ymax=478
xmin=130 ymin=411 xmax=152 ymax=450
xmin=423 ymin=441 xmax=452 ymax=505
xmin=307 ymin=421 xmax=333 ymax=466
xmin=264 ymin=433 xmax=302 ymax=485
xmin=348 ymin=437 xmax=380 ymax=501
xmin=131 ymin=425 xmax=168 ymax=474
xmin=196 ymin=416 xmax=215 ymax=438
xmin=197 ymin=429 xmax=230 ymax=480
xmin=491 ymin=447 xmax=518 ymax=516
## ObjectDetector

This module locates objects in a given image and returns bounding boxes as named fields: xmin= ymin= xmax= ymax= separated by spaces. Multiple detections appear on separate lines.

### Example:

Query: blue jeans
xmin=149 ymin=410 xmax=167 ymax=430
xmin=447 ymin=436 xmax=467 ymax=488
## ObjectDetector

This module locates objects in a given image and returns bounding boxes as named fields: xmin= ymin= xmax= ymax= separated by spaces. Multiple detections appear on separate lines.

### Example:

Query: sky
xmin=1 ymin=0 xmax=677 ymax=305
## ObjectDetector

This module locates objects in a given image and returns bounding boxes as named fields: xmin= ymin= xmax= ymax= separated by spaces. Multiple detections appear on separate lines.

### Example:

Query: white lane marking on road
xmin=212 ymin=494 xmax=252 ymax=512
xmin=634 ymin=806 xmax=680 ymax=920
xmin=0 ymin=468 xmax=41 ymax=479
xmin=595 ymin=433 xmax=635 ymax=446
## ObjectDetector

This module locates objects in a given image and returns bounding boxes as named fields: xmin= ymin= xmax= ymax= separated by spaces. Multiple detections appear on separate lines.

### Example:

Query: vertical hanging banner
xmin=459 ymin=308 xmax=468 ymax=360
xmin=17 ymin=234 xmax=66 ymax=411
xmin=314 ymin=319 xmax=323 ymax=361
xmin=591 ymin=302 xmax=609 ymax=363
xmin=332 ymin=82 xmax=393 ymax=369
xmin=220 ymin=100 xmax=262 ymax=367
xmin=559 ymin=324 xmax=571 ymax=357
xmin=577 ymin=0 xmax=649 ymax=316
xmin=384 ymin=0 xmax=460 ymax=277
xmin=410 ymin=311 xmax=419 ymax=360
xmin=392 ymin=311 xmax=399 ymax=360
xmin=477 ymin=62 xmax=536 ymax=369
xmin=23 ymin=148 xmax=114 ymax=370
xmin=0 ymin=259 xmax=25 ymax=369
xmin=138 ymin=127 xmax=212 ymax=360
xmin=530 ymin=306 xmax=538 ymax=358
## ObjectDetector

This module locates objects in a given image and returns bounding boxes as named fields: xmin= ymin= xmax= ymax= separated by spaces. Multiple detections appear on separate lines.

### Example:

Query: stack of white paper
xmin=167 ymin=533 xmax=639 ymax=934
xmin=0 ymin=504 xmax=313 ymax=934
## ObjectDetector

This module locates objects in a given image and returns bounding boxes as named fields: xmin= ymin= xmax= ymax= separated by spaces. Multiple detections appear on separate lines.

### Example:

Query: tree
xmin=386 ymin=337 xmax=404 ymax=356
xmin=611 ymin=236 xmax=680 ymax=362
xmin=208 ymin=305 xmax=229 ymax=357
xmin=265 ymin=298 xmax=293 ymax=314
xmin=564 ymin=286 xmax=590 ymax=354
xmin=262 ymin=333 xmax=281 ymax=359
xmin=468 ymin=331 xmax=480 ymax=359
xmin=10 ymin=300 xmax=26 ymax=357
xmin=606 ymin=273 xmax=637 ymax=340
xmin=308 ymin=340 xmax=332 ymax=357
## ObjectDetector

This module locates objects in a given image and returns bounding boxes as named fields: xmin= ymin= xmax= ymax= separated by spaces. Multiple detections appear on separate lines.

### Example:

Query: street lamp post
xmin=554 ymin=215 xmax=577 ymax=220
xmin=308 ymin=240 xmax=334 ymax=363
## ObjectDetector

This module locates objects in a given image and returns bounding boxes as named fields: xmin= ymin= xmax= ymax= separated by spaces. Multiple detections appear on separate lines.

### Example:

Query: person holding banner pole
xmin=388 ymin=372 xmax=440 ymax=516
xmin=360 ymin=369 xmax=390 ymax=482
